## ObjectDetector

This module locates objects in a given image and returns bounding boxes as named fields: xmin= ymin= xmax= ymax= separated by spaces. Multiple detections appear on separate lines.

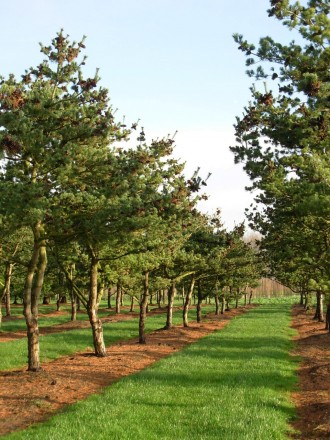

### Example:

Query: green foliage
xmin=231 ymin=0 xmax=330 ymax=296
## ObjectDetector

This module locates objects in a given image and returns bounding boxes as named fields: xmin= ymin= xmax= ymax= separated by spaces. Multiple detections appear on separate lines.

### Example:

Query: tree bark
xmin=23 ymin=222 xmax=47 ymax=372
xmin=1 ymin=262 xmax=14 ymax=326
xmin=196 ymin=280 xmax=202 ymax=323
xmin=107 ymin=287 xmax=112 ymax=309
xmin=115 ymin=282 xmax=121 ymax=314
xmin=183 ymin=275 xmax=195 ymax=327
xmin=221 ymin=293 xmax=225 ymax=314
xmin=325 ymin=304 xmax=330 ymax=332
xmin=235 ymin=288 xmax=239 ymax=308
xmin=215 ymin=293 xmax=220 ymax=315
xmin=88 ymin=255 xmax=106 ymax=357
xmin=165 ymin=282 xmax=175 ymax=329
xmin=313 ymin=290 xmax=324 ymax=322
xmin=70 ymin=293 xmax=77 ymax=321
xmin=304 ymin=291 xmax=310 ymax=310
xmin=139 ymin=271 xmax=149 ymax=343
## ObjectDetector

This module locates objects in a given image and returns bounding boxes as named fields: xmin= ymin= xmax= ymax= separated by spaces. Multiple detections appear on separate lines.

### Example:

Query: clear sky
xmin=0 ymin=0 xmax=298 ymax=230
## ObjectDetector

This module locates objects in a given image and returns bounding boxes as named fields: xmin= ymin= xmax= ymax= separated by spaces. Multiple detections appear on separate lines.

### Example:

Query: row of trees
xmin=0 ymin=32 xmax=262 ymax=371
xmin=231 ymin=0 xmax=330 ymax=328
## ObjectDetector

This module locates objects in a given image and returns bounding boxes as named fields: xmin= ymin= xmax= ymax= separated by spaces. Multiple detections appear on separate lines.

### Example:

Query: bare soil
xmin=0 ymin=304 xmax=329 ymax=438
xmin=290 ymin=305 xmax=330 ymax=439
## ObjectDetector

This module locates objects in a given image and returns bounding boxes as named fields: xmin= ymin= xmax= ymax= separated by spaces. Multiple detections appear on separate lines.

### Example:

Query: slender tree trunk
xmin=183 ymin=275 xmax=195 ymax=327
xmin=1 ymin=262 xmax=14 ymax=325
xmin=244 ymin=292 xmax=247 ymax=306
xmin=313 ymin=291 xmax=324 ymax=322
xmin=196 ymin=280 xmax=202 ymax=323
xmin=235 ymin=288 xmax=239 ymax=308
xmin=67 ymin=264 xmax=77 ymax=321
xmin=23 ymin=222 xmax=47 ymax=372
xmin=215 ymin=294 xmax=220 ymax=315
xmin=130 ymin=295 xmax=135 ymax=312
xmin=115 ymin=282 xmax=121 ymax=314
xmin=221 ymin=294 xmax=225 ymax=314
xmin=300 ymin=291 xmax=304 ymax=306
xmin=165 ymin=281 xmax=175 ymax=329
xmin=156 ymin=290 xmax=161 ymax=308
xmin=107 ymin=287 xmax=112 ymax=309
xmin=5 ymin=264 xmax=13 ymax=317
xmin=325 ymin=304 xmax=330 ymax=332
xmin=304 ymin=291 xmax=310 ymax=310
xmin=70 ymin=293 xmax=77 ymax=321
xmin=139 ymin=271 xmax=149 ymax=344
xmin=88 ymin=255 xmax=106 ymax=357
xmin=248 ymin=290 xmax=253 ymax=305
xmin=56 ymin=295 xmax=61 ymax=311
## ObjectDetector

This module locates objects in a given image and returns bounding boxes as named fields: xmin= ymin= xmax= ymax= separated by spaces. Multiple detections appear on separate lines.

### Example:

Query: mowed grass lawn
xmin=3 ymin=303 xmax=299 ymax=440
xmin=0 ymin=307 xmax=205 ymax=371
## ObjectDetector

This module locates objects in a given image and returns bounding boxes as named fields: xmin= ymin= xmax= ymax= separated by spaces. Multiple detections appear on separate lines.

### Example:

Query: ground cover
xmin=0 ymin=302 xmax=139 ymax=333
xmin=0 ymin=304 xmax=299 ymax=439
xmin=0 ymin=306 xmax=208 ymax=371
xmin=290 ymin=305 xmax=330 ymax=439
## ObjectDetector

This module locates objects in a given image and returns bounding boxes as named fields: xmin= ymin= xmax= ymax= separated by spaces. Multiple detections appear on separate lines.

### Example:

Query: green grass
xmin=255 ymin=295 xmax=301 ymax=305
xmin=0 ymin=299 xmax=212 ymax=333
xmin=0 ymin=307 xmax=118 ymax=333
xmin=0 ymin=307 xmax=206 ymax=371
xmin=3 ymin=303 xmax=299 ymax=440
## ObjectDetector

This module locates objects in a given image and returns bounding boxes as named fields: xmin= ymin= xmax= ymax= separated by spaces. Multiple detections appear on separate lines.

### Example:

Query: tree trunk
xmin=221 ymin=294 xmax=225 ymax=314
xmin=196 ymin=280 xmax=202 ymax=323
xmin=313 ymin=290 xmax=324 ymax=322
xmin=1 ymin=262 xmax=14 ymax=326
xmin=23 ymin=222 xmax=47 ymax=372
xmin=183 ymin=275 xmax=195 ymax=327
xmin=157 ymin=290 xmax=161 ymax=308
xmin=88 ymin=255 xmax=106 ymax=357
xmin=215 ymin=294 xmax=220 ymax=315
xmin=139 ymin=271 xmax=149 ymax=343
xmin=130 ymin=295 xmax=135 ymax=312
xmin=165 ymin=281 xmax=175 ymax=329
xmin=248 ymin=290 xmax=253 ymax=305
xmin=300 ymin=291 xmax=304 ymax=306
xmin=56 ymin=296 xmax=61 ymax=311
xmin=235 ymin=288 xmax=239 ymax=309
xmin=325 ymin=304 xmax=330 ymax=332
xmin=107 ymin=287 xmax=112 ymax=309
xmin=115 ymin=282 xmax=121 ymax=314
xmin=304 ymin=292 xmax=310 ymax=310
xmin=4 ymin=263 xmax=13 ymax=317
xmin=70 ymin=293 xmax=77 ymax=321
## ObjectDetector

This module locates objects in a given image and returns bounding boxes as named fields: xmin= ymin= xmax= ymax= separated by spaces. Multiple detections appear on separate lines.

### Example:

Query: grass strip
xmin=0 ymin=307 xmax=207 ymax=371
xmin=3 ymin=303 xmax=298 ymax=440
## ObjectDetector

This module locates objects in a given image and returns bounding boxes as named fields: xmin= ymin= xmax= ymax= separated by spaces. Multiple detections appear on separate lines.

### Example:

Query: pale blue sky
xmin=0 ymin=1 xmax=298 ymax=229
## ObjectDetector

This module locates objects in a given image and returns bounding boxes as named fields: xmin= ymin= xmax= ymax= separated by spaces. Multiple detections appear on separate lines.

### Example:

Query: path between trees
xmin=290 ymin=305 xmax=330 ymax=440
xmin=0 ymin=304 xmax=329 ymax=438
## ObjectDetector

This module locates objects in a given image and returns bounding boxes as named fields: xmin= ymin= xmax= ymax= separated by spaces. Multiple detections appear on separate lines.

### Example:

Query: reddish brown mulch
xmin=0 ymin=306 xmax=251 ymax=436
xmin=290 ymin=305 xmax=330 ymax=440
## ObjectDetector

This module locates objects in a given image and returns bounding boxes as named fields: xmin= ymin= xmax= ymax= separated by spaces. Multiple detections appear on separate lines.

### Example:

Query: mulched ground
xmin=0 ymin=304 xmax=329 ymax=438
xmin=290 ymin=305 xmax=330 ymax=440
